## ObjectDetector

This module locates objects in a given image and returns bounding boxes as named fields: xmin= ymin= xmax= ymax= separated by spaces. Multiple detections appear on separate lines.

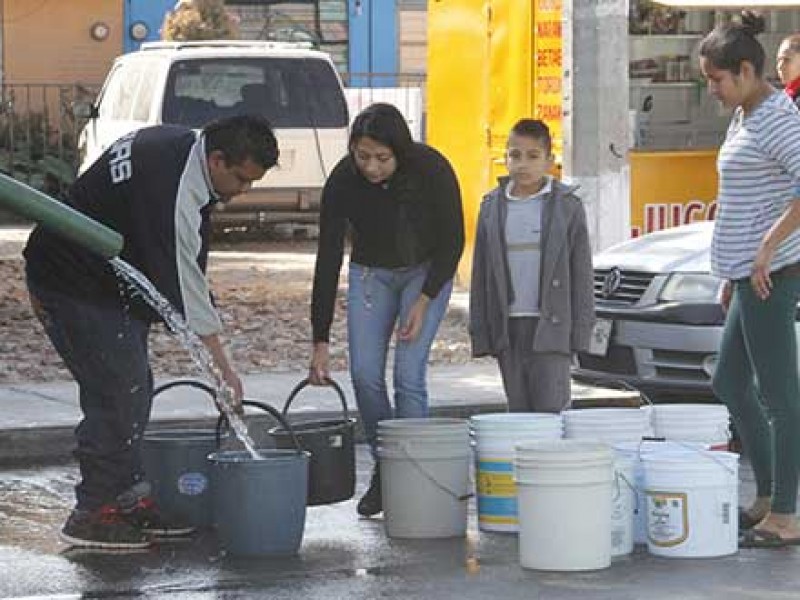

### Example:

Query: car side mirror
xmin=72 ymin=102 xmax=98 ymax=119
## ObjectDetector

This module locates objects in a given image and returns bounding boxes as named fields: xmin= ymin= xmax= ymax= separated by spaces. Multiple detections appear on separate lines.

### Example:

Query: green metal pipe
xmin=0 ymin=172 xmax=123 ymax=259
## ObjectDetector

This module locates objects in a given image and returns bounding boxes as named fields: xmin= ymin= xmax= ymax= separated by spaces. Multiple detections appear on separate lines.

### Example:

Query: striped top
xmin=712 ymin=90 xmax=800 ymax=280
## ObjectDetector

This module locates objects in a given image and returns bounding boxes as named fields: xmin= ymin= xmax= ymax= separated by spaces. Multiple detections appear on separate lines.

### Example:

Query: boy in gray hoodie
xmin=469 ymin=119 xmax=595 ymax=412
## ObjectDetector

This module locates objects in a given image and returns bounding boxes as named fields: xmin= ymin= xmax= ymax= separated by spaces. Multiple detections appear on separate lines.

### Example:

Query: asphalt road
xmin=2 ymin=446 xmax=800 ymax=600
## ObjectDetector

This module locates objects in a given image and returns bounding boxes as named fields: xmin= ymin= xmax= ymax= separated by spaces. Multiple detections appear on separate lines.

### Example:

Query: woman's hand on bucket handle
xmin=309 ymin=342 xmax=331 ymax=385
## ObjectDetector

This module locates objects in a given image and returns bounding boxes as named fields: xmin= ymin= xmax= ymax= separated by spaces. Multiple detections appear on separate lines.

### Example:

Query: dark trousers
xmin=496 ymin=317 xmax=572 ymax=413
xmin=28 ymin=281 xmax=153 ymax=511
xmin=713 ymin=275 xmax=800 ymax=514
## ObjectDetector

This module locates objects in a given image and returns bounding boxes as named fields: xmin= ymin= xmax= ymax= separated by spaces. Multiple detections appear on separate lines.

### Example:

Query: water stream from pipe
xmin=110 ymin=257 xmax=260 ymax=460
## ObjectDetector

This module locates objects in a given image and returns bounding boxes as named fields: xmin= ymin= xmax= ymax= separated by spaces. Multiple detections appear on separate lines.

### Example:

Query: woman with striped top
xmin=700 ymin=12 xmax=800 ymax=548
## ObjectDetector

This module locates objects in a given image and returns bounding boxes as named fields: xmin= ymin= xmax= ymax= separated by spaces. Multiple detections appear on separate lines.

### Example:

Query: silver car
xmin=574 ymin=221 xmax=741 ymax=401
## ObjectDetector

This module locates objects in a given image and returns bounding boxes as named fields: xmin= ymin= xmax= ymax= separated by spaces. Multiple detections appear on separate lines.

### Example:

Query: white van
xmin=76 ymin=40 xmax=349 ymax=227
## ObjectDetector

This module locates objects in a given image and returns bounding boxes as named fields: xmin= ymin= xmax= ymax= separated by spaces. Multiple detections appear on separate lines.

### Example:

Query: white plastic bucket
xmin=611 ymin=454 xmax=636 ymax=557
xmin=642 ymin=450 xmax=739 ymax=558
xmin=470 ymin=413 xmax=562 ymax=532
xmin=652 ymin=404 xmax=731 ymax=450
xmin=515 ymin=440 xmax=614 ymax=571
xmin=614 ymin=440 xmax=710 ymax=545
xmin=563 ymin=408 xmax=653 ymax=443
xmin=377 ymin=418 xmax=471 ymax=539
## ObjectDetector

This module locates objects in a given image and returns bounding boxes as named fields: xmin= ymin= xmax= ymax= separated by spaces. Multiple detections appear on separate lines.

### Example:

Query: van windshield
xmin=162 ymin=57 xmax=348 ymax=128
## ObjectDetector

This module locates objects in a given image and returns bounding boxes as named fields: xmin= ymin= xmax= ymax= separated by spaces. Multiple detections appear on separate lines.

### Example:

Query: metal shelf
xmin=629 ymin=34 xmax=704 ymax=39
xmin=635 ymin=81 xmax=698 ymax=88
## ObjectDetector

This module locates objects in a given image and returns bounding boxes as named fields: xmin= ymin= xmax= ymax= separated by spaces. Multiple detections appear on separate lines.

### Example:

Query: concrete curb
xmin=0 ymin=364 xmax=640 ymax=468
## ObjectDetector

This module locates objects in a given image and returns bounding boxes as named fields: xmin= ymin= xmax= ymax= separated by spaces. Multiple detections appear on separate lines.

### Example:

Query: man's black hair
xmin=203 ymin=114 xmax=279 ymax=170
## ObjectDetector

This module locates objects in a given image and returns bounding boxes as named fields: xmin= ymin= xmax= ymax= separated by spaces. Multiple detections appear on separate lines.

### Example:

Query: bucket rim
xmin=564 ymin=408 xmax=649 ymax=416
xmin=143 ymin=428 xmax=223 ymax=441
xmin=613 ymin=440 xmax=710 ymax=453
xmin=269 ymin=417 xmax=357 ymax=435
xmin=470 ymin=413 xmax=562 ymax=423
xmin=640 ymin=449 xmax=739 ymax=462
xmin=653 ymin=403 xmax=728 ymax=412
xmin=208 ymin=449 xmax=310 ymax=463
xmin=378 ymin=418 xmax=467 ymax=428
xmin=515 ymin=439 xmax=613 ymax=455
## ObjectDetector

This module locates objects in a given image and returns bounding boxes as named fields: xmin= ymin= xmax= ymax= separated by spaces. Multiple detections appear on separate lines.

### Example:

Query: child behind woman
xmin=469 ymin=119 xmax=595 ymax=412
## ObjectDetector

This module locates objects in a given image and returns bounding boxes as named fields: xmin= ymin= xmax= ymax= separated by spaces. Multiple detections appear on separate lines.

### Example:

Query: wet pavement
xmin=2 ymin=447 xmax=800 ymax=599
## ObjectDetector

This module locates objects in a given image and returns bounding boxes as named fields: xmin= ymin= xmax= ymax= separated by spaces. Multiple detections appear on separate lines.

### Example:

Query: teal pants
xmin=712 ymin=274 xmax=800 ymax=514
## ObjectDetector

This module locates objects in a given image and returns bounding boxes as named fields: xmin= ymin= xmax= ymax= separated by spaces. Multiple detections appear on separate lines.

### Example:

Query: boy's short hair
xmin=510 ymin=119 xmax=552 ymax=155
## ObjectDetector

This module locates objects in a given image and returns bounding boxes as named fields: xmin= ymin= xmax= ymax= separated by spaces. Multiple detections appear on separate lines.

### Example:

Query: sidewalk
xmin=0 ymin=362 xmax=639 ymax=466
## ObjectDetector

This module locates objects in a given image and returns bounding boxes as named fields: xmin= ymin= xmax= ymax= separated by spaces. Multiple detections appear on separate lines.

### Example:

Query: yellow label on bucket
xmin=479 ymin=514 xmax=519 ymax=525
xmin=646 ymin=491 xmax=689 ymax=547
xmin=477 ymin=460 xmax=516 ymax=497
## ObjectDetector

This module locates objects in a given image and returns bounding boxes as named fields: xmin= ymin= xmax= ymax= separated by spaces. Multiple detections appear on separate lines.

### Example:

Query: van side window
xmin=97 ymin=66 xmax=127 ymax=120
xmin=111 ymin=64 xmax=145 ymax=120
xmin=131 ymin=62 xmax=159 ymax=121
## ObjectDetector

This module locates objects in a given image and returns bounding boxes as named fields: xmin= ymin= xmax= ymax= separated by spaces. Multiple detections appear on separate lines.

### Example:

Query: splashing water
xmin=110 ymin=257 xmax=261 ymax=460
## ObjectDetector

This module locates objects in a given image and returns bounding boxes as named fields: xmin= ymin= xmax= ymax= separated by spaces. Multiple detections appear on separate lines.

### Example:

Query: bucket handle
xmin=215 ymin=400 xmax=304 ymax=453
xmin=282 ymin=377 xmax=350 ymax=422
xmin=637 ymin=437 xmax=736 ymax=475
xmin=606 ymin=379 xmax=653 ymax=407
xmin=152 ymin=378 xmax=217 ymax=401
xmin=152 ymin=378 xmax=304 ymax=452
xmin=613 ymin=470 xmax=639 ymax=516
xmin=395 ymin=442 xmax=473 ymax=502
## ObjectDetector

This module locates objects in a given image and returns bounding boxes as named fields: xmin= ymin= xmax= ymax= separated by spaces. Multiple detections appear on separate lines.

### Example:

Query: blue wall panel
xmin=124 ymin=0 xmax=175 ymax=52
xmin=348 ymin=0 xmax=397 ymax=87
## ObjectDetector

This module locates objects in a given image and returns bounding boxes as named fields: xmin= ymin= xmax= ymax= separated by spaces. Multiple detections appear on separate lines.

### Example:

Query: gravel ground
xmin=0 ymin=231 xmax=473 ymax=384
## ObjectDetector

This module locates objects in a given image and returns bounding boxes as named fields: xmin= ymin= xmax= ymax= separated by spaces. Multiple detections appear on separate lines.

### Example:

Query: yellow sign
xmin=533 ymin=0 xmax=563 ymax=160
xmin=629 ymin=150 xmax=719 ymax=237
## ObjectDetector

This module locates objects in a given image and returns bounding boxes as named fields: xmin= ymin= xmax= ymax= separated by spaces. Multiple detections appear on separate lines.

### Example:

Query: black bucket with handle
xmin=269 ymin=378 xmax=356 ymax=506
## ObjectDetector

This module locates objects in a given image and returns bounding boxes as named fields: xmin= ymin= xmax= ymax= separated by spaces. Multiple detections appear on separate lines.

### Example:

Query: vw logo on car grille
xmin=601 ymin=267 xmax=623 ymax=298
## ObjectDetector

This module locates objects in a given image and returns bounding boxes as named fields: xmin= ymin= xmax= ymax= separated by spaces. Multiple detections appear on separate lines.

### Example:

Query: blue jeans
xmin=28 ymin=280 xmax=153 ymax=511
xmin=347 ymin=262 xmax=452 ymax=454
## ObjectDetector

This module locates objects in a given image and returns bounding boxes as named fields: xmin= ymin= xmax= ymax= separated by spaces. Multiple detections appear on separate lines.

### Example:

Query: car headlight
xmin=658 ymin=273 xmax=722 ymax=303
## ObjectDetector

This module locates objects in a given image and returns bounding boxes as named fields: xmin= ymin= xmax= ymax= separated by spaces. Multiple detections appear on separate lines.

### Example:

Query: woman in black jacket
xmin=777 ymin=33 xmax=800 ymax=108
xmin=307 ymin=103 xmax=465 ymax=517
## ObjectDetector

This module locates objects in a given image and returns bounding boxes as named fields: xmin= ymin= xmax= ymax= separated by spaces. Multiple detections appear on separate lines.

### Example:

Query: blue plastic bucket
xmin=142 ymin=428 xmax=219 ymax=528
xmin=143 ymin=379 xmax=224 ymax=528
xmin=209 ymin=449 xmax=309 ymax=557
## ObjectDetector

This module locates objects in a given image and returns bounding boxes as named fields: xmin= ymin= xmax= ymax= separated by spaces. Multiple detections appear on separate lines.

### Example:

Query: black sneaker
xmin=120 ymin=497 xmax=195 ymax=538
xmin=357 ymin=465 xmax=382 ymax=517
xmin=59 ymin=506 xmax=151 ymax=550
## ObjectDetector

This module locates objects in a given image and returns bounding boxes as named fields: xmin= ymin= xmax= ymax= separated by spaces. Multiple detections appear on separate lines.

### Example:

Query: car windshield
xmin=162 ymin=57 xmax=348 ymax=128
